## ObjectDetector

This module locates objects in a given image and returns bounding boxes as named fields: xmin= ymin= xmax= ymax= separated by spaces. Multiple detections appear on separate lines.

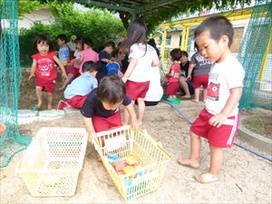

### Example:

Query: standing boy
xmin=96 ymin=41 xmax=115 ymax=81
xmin=57 ymin=34 xmax=70 ymax=72
xmin=178 ymin=16 xmax=245 ymax=183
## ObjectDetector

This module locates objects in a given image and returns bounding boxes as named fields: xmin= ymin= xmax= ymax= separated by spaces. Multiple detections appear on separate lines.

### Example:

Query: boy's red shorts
xmin=191 ymin=108 xmax=240 ymax=148
xmin=126 ymin=80 xmax=150 ymax=100
xmin=92 ymin=111 xmax=122 ymax=132
xmin=165 ymin=82 xmax=179 ymax=95
xmin=192 ymin=74 xmax=209 ymax=89
xmin=35 ymin=78 xmax=56 ymax=93
xmin=66 ymin=95 xmax=87 ymax=109
xmin=69 ymin=66 xmax=80 ymax=77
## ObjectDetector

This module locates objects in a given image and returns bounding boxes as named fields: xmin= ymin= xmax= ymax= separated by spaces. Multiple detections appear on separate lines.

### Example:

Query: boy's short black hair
xmin=194 ymin=15 xmax=234 ymax=47
xmin=180 ymin=50 xmax=188 ymax=58
xmin=170 ymin=48 xmax=182 ymax=61
xmin=97 ymin=76 xmax=126 ymax=104
xmin=105 ymin=41 xmax=115 ymax=49
xmin=33 ymin=34 xmax=53 ymax=51
xmin=83 ymin=37 xmax=94 ymax=48
xmin=56 ymin=34 xmax=67 ymax=43
xmin=82 ymin=61 xmax=99 ymax=73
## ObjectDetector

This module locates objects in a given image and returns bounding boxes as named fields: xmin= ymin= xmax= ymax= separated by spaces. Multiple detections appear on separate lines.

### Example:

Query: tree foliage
xmin=76 ymin=0 xmax=252 ymax=31
xmin=19 ymin=2 xmax=125 ymax=66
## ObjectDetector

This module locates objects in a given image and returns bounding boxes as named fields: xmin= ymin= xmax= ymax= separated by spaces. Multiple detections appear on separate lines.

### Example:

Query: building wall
xmin=18 ymin=8 xmax=55 ymax=30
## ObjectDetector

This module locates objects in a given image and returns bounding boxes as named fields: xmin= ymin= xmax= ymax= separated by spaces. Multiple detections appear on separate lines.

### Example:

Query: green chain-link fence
xmin=0 ymin=0 xmax=31 ymax=168
xmin=238 ymin=0 xmax=272 ymax=110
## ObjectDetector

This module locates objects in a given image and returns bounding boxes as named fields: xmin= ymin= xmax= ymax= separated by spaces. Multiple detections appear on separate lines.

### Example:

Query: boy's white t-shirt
xmin=128 ymin=43 xmax=158 ymax=82
xmin=205 ymin=56 xmax=245 ymax=117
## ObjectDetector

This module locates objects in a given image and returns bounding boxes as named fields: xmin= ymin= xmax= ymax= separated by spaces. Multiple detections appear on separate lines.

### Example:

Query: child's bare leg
xmin=178 ymin=131 xmax=201 ymax=168
xmin=137 ymin=98 xmax=145 ymax=126
xmin=179 ymin=76 xmax=191 ymax=98
xmin=35 ymin=86 xmax=43 ymax=108
xmin=123 ymin=101 xmax=134 ymax=125
xmin=192 ymin=87 xmax=200 ymax=102
xmin=59 ymin=73 xmax=74 ymax=90
xmin=208 ymin=145 xmax=223 ymax=175
xmin=47 ymin=92 xmax=54 ymax=110
xmin=203 ymin=88 xmax=207 ymax=103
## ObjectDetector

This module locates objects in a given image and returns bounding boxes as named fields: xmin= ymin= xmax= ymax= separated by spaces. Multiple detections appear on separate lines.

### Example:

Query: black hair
xmin=82 ymin=61 xmax=99 ymax=73
xmin=194 ymin=41 xmax=199 ymax=51
xmin=170 ymin=48 xmax=182 ymax=61
xmin=120 ymin=19 xmax=147 ymax=54
xmin=83 ymin=37 xmax=94 ymax=48
xmin=33 ymin=34 xmax=53 ymax=51
xmin=56 ymin=34 xmax=67 ymax=43
xmin=75 ymin=37 xmax=84 ymax=49
xmin=97 ymin=76 xmax=126 ymax=104
xmin=148 ymin=38 xmax=160 ymax=57
xmin=194 ymin=15 xmax=234 ymax=47
xmin=180 ymin=50 xmax=188 ymax=58
xmin=105 ymin=41 xmax=116 ymax=49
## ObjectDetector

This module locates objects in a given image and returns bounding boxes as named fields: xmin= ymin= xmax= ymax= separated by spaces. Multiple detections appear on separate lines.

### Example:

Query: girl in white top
xmin=120 ymin=19 xmax=160 ymax=126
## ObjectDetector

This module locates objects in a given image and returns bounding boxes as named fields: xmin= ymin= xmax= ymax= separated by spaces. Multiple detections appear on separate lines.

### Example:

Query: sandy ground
xmin=0 ymin=101 xmax=271 ymax=203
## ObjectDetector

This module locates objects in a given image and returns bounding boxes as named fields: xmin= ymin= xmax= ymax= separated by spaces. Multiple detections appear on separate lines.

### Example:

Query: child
xmin=28 ymin=34 xmax=68 ymax=110
xmin=80 ymin=76 xmax=138 ymax=144
xmin=79 ymin=37 xmax=99 ymax=74
xmin=179 ymin=51 xmax=194 ymax=98
xmin=165 ymin=48 xmax=182 ymax=98
xmin=97 ymin=41 xmax=116 ymax=81
xmin=59 ymin=37 xmax=83 ymax=90
xmin=144 ymin=39 xmax=163 ymax=106
xmin=120 ymin=19 xmax=160 ymax=126
xmin=63 ymin=61 xmax=98 ymax=109
xmin=56 ymin=34 xmax=70 ymax=70
xmin=186 ymin=42 xmax=212 ymax=103
xmin=178 ymin=16 xmax=245 ymax=183
xmin=67 ymin=35 xmax=77 ymax=59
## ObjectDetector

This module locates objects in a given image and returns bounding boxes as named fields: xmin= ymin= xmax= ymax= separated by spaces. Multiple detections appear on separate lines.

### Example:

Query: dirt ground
xmin=1 ymin=101 xmax=271 ymax=203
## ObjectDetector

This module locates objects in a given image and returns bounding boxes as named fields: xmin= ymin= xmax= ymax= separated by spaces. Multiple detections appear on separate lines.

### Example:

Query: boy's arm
xmin=122 ymin=58 xmax=137 ymax=83
xmin=82 ymin=116 xmax=96 ymax=143
xmin=124 ymin=104 xmax=139 ymax=129
xmin=28 ymin=59 xmax=37 ymax=80
xmin=101 ymin=58 xmax=113 ymax=64
xmin=53 ymin=56 xmax=68 ymax=79
xmin=186 ymin=63 xmax=195 ymax=81
xmin=209 ymin=87 xmax=243 ymax=128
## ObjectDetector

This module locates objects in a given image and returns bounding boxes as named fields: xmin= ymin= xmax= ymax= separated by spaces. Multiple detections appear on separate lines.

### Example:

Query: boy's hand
xmin=185 ymin=75 xmax=191 ymax=81
xmin=62 ymin=73 xmax=68 ymax=80
xmin=209 ymin=113 xmax=227 ymax=128
xmin=130 ymin=118 xmax=139 ymax=130
xmin=28 ymin=73 xmax=35 ymax=81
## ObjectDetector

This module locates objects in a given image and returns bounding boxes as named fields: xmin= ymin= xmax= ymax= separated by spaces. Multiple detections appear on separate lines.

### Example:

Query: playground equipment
xmin=159 ymin=0 xmax=271 ymax=110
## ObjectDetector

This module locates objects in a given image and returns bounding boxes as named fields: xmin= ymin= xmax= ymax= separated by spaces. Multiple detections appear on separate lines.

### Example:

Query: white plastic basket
xmin=17 ymin=127 xmax=88 ymax=197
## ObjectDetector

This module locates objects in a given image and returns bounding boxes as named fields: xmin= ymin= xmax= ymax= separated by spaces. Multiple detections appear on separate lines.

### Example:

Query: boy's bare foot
xmin=36 ymin=103 xmax=42 ymax=109
xmin=195 ymin=172 xmax=219 ymax=183
xmin=191 ymin=99 xmax=199 ymax=103
xmin=177 ymin=159 xmax=200 ymax=169
xmin=181 ymin=95 xmax=191 ymax=99
xmin=48 ymin=105 xmax=53 ymax=110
